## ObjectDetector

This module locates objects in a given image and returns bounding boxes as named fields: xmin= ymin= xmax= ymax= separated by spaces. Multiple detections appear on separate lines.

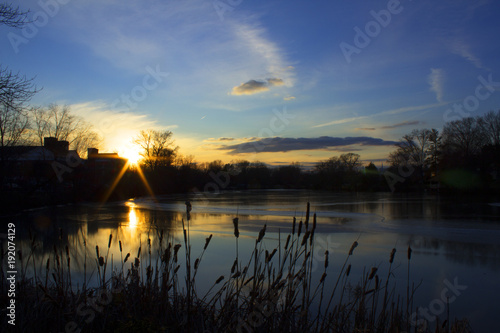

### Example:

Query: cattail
xmin=298 ymin=220 xmax=303 ymax=237
xmin=204 ymin=234 xmax=213 ymax=250
xmin=108 ymin=234 xmax=112 ymax=249
xmin=368 ymin=267 xmax=378 ymax=280
xmin=231 ymin=259 xmax=238 ymax=273
xmin=174 ymin=265 xmax=180 ymax=273
xmin=96 ymin=245 xmax=100 ymax=258
xmin=257 ymin=224 xmax=267 ymax=243
xmin=124 ymin=253 xmax=130 ymax=263
xmin=134 ymin=257 xmax=140 ymax=267
xmin=119 ymin=240 xmax=122 ymax=252
xmin=320 ymin=272 xmax=327 ymax=283
xmin=137 ymin=246 xmax=141 ymax=258
xmin=375 ymin=275 xmax=380 ymax=289
xmin=348 ymin=241 xmax=358 ymax=255
xmin=174 ymin=244 xmax=181 ymax=262
xmin=233 ymin=218 xmax=240 ymax=238
xmin=285 ymin=235 xmax=291 ymax=250
xmin=98 ymin=256 xmax=104 ymax=267
xmin=301 ymin=231 xmax=310 ymax=246
xmin=232 ymin=271 xmax=241 ymax=279
xmin=389 ymin=248 xmax=396 ymax=263
xmin=324 ymin=250 xmax=329 ymax=269
xmin=194 ymin=258 xmax=200 ymax=270
xmin=292 ymin=217 xmax=296 ymax=235
xmin=266 ymin=249 xmax=277 ymax=263
xmin=407 ymin=245 xmax=412 ymax=260
xmin=215 ymin=275 xmax=224 ymax=284
xmin=346 ymin=264 xmax=351 ymax=277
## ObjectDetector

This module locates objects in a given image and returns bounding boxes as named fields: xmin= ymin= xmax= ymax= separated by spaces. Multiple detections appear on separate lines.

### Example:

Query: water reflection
xmin=126 ymin=201 xmax=138 ymax=230
xmin=2 ymin=191 xmax=499 ymax=332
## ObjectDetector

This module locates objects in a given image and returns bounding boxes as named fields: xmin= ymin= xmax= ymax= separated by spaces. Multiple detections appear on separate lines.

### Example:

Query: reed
xmin=0 ymin=203 xmax=473 ymax=333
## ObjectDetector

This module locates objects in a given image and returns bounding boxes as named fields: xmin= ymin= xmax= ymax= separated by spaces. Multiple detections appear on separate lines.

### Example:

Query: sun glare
xmin=121 ymin=146 xmax=142 ymax=165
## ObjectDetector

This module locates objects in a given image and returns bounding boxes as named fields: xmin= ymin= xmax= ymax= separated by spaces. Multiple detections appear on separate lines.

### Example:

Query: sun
xmin=120 ymin=146 xmax=142 ymax=165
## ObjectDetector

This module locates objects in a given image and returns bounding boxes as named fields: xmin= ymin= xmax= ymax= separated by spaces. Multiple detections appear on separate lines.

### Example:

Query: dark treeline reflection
xmin=409 ymin=236 xmax=500 ymax=271
xmin=5 ymin=191 xmax=499 ymax=274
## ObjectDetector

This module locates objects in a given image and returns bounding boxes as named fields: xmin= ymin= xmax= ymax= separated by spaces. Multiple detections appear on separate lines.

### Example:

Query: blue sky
xmin=2 ymin=0 xmax=500 ymax=166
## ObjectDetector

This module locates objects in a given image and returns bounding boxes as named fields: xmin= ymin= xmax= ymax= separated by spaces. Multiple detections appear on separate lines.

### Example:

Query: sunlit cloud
xmin=230 ymin=78 xmax=285 ymax=96
xmin=204 ymin=137 xmax=235 ymax=142
xmin=70 ymin=102 xmax=177 ymax=155
xmin=428 ymin=68 xmax=445 ymax=103
xmin=284 ymin=96 xmax=296 ymax=101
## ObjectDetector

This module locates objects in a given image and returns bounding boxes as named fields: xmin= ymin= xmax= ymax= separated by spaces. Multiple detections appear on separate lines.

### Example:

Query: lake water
xmin=4 ymin=190 xmax=500 ymax=331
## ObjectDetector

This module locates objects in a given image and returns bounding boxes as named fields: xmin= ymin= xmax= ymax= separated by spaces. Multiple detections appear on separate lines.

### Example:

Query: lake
xmin=4 ymin=190 xmax=500 ymax=331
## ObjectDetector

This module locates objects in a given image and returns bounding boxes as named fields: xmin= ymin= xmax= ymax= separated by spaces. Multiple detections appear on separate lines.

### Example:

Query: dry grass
xmin=0 ymin=203 xmax=473 ymax=332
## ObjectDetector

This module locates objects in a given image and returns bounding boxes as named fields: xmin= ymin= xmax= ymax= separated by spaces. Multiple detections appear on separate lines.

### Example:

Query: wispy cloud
xmin=215 ymin=136 xmax=397 ymax=154
xmin=204 ymin=137 xmax=235 ymax=142
xmin=428 ymin=68 xmax=445 ymax=103
xmin=380 ymin=120 xmax=423 ymax=129
xmin=450 ymin=39 xmax=483 ymax=69
xmin=313 ymin=102 xmax=446 ymax=128
xmin=70 ymin=101 xmax=176 ymax=153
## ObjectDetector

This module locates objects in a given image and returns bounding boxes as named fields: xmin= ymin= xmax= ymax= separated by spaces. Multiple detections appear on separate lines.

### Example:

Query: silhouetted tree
xmin=441 ymin=117 xmax=485 ymax=166
xmin=31 ymin=104 xmax=102 ymax=157
xmin=135 ymin=129 xmax=179 ymax=172
xmin=0 ymin=3 xmax=29 ymax=28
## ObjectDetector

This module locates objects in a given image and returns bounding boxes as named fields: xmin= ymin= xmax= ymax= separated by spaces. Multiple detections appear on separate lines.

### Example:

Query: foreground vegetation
xmin=0 ymin=203 xmax=473 ymax=332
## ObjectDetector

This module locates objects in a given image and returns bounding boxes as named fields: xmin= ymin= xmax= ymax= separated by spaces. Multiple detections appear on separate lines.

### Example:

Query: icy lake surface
xmin=9 ymin=190 xmax=500 ymax=331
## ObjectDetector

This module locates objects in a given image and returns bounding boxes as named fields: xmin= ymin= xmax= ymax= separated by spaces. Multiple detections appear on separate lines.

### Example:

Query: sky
xmin=2 ymin=0 xmax=500 ymax=167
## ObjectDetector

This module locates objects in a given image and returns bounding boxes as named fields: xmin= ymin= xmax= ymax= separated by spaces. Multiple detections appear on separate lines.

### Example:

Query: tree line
xmin=386 ymin=110 xmax=500 ymax=192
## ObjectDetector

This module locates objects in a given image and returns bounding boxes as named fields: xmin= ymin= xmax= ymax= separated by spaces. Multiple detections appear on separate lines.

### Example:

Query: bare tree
xmin=0 ymin=102 xmax=30 ymax=148
xmin=478 ymin=110 xmax=500 ymax=146
xmin=442 ymin=117 xmax=486 ymax=159
xmin=1 ymin=3 xmax=37 ymax=107
xmin=31 ymin=104 xmax=102 ymax=157
xmin=388 ymin=129 xmax=433 ymax=169
xmin=426 ymin=128 xmax=441 ymax=177
xmin=0 ymin=3 xmax=29 ymax=28
xmin=0 ymin=1 xmax=37 ymax=154
xmin=134 ymin=129 xmax=178 ymax=171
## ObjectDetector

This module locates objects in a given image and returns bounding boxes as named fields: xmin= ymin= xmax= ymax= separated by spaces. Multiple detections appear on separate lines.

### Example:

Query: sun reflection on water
xmin=126 ymin=201 xmax=138 ymax=230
